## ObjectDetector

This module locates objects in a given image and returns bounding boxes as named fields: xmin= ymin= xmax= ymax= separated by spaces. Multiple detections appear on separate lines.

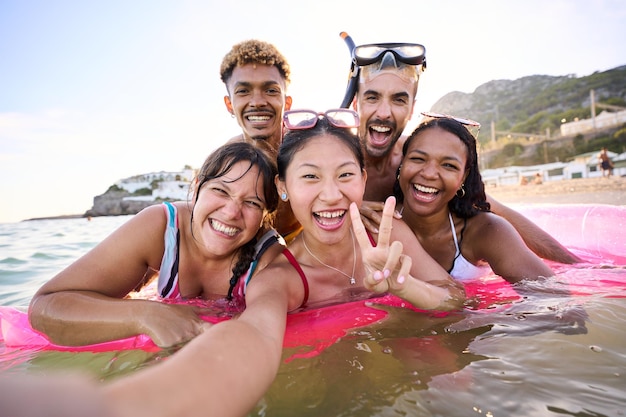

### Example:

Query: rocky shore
xmin=83 ymin=191 xmax=159 ymax=217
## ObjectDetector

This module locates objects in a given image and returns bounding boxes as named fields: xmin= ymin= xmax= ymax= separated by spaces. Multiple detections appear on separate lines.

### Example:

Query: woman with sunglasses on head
xmin=394 ymin=115 xmax=554 ymax=283
xmin=28 ymin=142 xmax=280 ymax=348
xmin=242 ymin=109 xmax=465 ymax=311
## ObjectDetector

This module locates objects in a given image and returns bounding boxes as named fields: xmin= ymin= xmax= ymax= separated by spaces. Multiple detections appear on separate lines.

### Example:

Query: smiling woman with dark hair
xmin=394 ymin=115 xmax=554 ymax=283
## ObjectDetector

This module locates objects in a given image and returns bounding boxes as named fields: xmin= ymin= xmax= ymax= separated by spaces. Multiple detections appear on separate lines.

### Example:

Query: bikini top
xmin=447 ymin=212 xmax=491 ymax=281
xmin=157 ymin=202 xmax=281 ymax=302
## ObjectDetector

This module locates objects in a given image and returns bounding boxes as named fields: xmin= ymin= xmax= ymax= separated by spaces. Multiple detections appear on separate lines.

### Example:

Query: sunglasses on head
xmin=353 ymin=43 xmax=426 ymax=67
xmin=283 ymin=109 xmax=360 ymax=130
xmin=421 ymin=111 xmax=481 ymax=137
xmin=421 ymin=111 xmax=480 ymax=127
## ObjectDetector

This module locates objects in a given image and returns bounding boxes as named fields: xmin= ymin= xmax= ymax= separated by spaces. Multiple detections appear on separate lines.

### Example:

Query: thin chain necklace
xmin=301 ymin=229 xmax=357 ymax=285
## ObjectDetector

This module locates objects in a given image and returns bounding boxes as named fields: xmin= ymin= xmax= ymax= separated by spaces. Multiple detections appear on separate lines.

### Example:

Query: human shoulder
xmin=249 ymin=248 xmax=305 ymax=311
xmin=463 ymin=211 xmax=523 ymax=257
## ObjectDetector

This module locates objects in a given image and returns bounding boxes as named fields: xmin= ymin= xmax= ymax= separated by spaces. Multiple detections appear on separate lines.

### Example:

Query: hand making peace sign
xmin=349 ymin=196 xmax=412 ymax=295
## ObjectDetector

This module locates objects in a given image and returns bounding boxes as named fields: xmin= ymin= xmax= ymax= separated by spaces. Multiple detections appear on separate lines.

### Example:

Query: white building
xmin=118 ymin=168 xmax=196 ymax=202
xmin=560 ymin=110 xmax=626 ymax=136
xmin=482 ymin=150 xmax=624 ymax=186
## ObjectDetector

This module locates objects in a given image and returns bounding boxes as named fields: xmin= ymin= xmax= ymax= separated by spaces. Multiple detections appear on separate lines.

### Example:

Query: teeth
xmin=413 ymin=184 xmax=439 ymax=194
xmin=316 ymin=210 xmax=346 ymax=218
xmin=247 ymin=115 xmax=270 ymax=122
xmin=371 ymin=125 xmax=391 ymax=133
xmin=211 ymin=219 xmax=239 ymax=236
xmin=314 ymin=210 xmax=346 ymax=225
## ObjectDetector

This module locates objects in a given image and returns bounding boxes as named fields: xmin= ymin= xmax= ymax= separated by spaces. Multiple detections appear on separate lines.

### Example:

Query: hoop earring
xmin=280 ymin=192 xmax=288 ymax=201
xmin=456 ymin=184 xmax=466 ymax=198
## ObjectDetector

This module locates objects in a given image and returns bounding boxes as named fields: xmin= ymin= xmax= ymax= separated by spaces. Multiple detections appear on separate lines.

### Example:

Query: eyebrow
xmin=409 ymin=149 xmax=463 ymax=164
xmin=213 ymin=178 xmax=266 ymax=204
xmin=232 ymin=80 xmax=282 ymax=89
xmin=296 ymin=160 xmax=360 ymax=170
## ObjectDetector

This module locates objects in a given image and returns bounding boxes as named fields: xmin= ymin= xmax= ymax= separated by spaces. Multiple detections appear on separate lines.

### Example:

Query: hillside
xmin=430 ymin=65 xmax=626 ymax=168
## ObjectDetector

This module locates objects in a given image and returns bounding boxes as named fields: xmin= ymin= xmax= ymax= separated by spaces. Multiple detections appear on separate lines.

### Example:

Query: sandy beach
xmin=486 ymin=176 xmax=626 ymax=206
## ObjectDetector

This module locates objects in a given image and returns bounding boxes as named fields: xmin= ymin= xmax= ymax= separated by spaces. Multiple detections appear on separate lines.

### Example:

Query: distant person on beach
xmin=533 ymin=172 xmax=543 ymax=185
xmin=598 ymin=147 xmax=614 ymax=178
xmin=519 ymin=176 xmax=529 ymax=186
xmin=28 ymin=142 xmax=280 ymax=348
xmin=394 ymin=115 xmax=554 ymax=283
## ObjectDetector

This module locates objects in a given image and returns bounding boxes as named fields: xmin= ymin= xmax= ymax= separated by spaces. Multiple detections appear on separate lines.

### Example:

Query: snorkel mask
xmin=339 ymin=34 xmax=427 ymax=108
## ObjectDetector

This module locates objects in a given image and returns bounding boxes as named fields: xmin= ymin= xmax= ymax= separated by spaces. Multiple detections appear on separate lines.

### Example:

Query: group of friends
xmin=1 ymin=38 xmax=580 ymax=417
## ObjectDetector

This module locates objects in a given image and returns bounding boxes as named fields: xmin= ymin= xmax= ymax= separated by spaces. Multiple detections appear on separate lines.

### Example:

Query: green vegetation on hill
xmin=430 ymin=65 xmax=626 ymax=168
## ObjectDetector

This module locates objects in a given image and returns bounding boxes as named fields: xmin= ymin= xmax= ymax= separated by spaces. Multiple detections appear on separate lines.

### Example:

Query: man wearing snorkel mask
xmin=350 ymin=42 xmax=581 ymax=264
xmin=350 ymin=43 xmax=423 ymax=202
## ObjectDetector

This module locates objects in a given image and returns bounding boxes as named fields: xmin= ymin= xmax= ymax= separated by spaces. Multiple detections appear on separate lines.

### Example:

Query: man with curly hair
xmin=220 ymin=39 xmax=292 ymax=153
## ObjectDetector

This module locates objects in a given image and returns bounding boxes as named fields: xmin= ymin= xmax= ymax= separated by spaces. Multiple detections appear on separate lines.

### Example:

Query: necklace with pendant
xmin=301 ymin=229 xmax=357 ymax=285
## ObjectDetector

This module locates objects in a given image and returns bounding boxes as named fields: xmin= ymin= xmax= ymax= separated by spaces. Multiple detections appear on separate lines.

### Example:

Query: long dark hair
xmin=394 ymin=117 xmax=490 ymax=218
xmin=190 ymin=142 xmax=279 ymax=298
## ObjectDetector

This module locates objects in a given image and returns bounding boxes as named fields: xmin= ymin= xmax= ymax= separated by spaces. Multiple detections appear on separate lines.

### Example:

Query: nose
xmin=374 ymin=99 xmax=392 ymax=120
xmin=249 ymin=89 xmax=267 ymax=107
xmin=419 ymin=160 xmax=439 ymax=179
xmin=222 ymin=198 xmax=243 ymax=219
xmin=319 ymin=178 xmax=343 ymax=203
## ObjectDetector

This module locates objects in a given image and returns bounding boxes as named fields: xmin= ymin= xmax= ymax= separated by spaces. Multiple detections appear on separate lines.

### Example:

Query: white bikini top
xmin=448 ymin=212 xmax=491 ymax=281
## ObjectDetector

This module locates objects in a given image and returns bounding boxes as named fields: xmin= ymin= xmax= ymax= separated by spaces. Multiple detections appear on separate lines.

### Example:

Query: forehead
xmin=410 ymin=127 xmax=467 ymax=153
xmin=227 ymin=63 xmax=287 ymax=90
xmin=358 ymin=72 xmax=417 ymax=99
xmin=214 ymin=160 xmax=261 ymax=183
xmin=290 ymin=135 xmax=358 ymax=164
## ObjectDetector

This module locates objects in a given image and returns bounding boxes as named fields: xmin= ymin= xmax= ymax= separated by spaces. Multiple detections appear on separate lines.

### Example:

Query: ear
xmin=274 ymin=175 xmax=286 ymax=197
xmin=224 ymin=96 xmax=234 ymax=115
xmin=284 ymin=95 xmax=293 ymax=111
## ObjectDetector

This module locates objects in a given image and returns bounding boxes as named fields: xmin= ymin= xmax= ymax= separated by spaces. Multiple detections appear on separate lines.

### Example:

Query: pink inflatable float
xmin=1 ymin=204 xmax=624 ymax=364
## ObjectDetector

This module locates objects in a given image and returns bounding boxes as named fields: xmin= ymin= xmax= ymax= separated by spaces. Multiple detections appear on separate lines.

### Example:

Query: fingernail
xmin=373 ymin=271 xmax=383 ymax=281
xmin=383 ymin=269 xmax=391 ymax=278
xmin=397 ymin=275 xmax=405 ymax=284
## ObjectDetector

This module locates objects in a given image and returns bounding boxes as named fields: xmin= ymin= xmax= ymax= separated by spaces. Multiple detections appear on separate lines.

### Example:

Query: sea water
xmin=1 ymin=214 xmax=625 ymax=416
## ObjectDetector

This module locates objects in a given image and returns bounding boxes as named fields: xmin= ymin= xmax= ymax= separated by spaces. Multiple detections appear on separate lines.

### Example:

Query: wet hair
xmin=190 ymin=142 xmax=279 ymax=298
xmin=219 ymin=39 xmax=291 ymax=88
xmin=394 ymin=117 xmax=490 ymax=218
xmin=277 ymin=117 xmax=365 ymax=180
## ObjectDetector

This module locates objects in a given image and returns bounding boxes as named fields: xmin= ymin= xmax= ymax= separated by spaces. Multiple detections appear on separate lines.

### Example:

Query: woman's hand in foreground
xmin=358 ymin=200 xmax=402 ymax=235
xmin=350 ymin=196 xmax=412 ymax=295
xmin=136 ymin=301 xmax=209 ymax=348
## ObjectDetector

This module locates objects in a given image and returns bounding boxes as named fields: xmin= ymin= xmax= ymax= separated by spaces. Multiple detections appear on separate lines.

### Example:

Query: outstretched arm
xmin=29 ymin=205 xmax=206 ymax=347
xmin=350 ymin=197 xmax=465 ymax=311
xmin=487 ymin=195 xmax=581 ymax=264
xmin=2 ymin=289 xmax=289 ymax=417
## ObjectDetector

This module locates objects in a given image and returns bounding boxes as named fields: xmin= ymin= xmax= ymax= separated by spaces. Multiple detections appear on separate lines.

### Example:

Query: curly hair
xmin=394 ymin=117 xmax=490 ymax=218
xmin=219 ymin=39 xmax=291 ymax=88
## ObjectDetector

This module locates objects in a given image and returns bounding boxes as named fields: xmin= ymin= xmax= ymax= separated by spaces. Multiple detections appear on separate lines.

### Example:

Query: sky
xmin=1 ymin=0 xmax=625 ymax=224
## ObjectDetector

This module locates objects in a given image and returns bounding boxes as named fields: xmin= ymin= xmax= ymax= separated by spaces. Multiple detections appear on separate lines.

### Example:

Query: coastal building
xmin=116 ymin=168 xmax=196 ymax=202
xmin=482 ymin=150 xmax=624 ymax=186
xmin=560 ymin=110 xmax=626 ymax=136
